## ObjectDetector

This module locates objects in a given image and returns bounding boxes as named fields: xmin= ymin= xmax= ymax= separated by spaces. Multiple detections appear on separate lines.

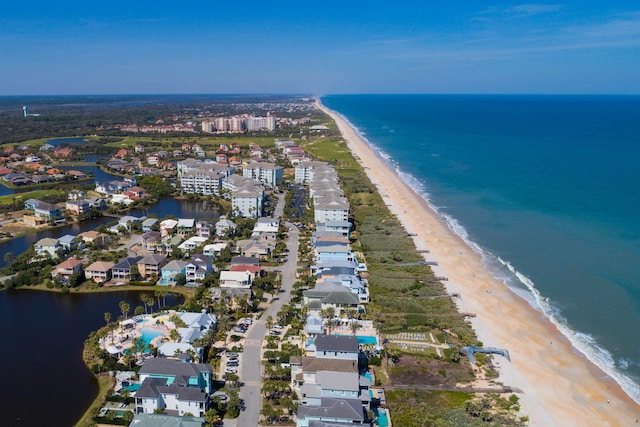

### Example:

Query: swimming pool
xmin=336 ymin=335 xmax=378 ymax=345
xmin=139 ymin=327 xmax=163 ymax=344
xmin=377 ymin=408 xmax=389 ymax=427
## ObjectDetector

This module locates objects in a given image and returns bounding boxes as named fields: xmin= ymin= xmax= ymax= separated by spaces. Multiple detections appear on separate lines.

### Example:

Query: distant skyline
xmin=1 ymin=1 xmax=639 ymax=95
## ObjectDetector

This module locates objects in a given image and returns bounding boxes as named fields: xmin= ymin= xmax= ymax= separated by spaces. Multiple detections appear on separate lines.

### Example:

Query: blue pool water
xmin=335 ymin=335 xmax=378 ymax=345
xmin=364 ymin=372 xmax=374 ymax=383
xmin=139 ymin=327 xmax=163 ymax=346
xmin=122 ymin=383 xmax=140 ymax=392
xmin=377 ymin=409 xmax=389 ymax=427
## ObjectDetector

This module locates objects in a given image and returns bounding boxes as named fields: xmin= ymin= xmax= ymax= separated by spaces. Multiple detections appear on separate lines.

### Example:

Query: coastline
xmin=317 ymin=100 xmax=640 ymax=426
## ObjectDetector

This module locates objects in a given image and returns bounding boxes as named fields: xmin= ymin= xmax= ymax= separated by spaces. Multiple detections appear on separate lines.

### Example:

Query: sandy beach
xmin=318 ymin=101 xmax=640 ymax=426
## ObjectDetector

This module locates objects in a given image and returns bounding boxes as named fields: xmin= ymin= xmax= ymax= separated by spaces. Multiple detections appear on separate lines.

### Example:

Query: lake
xmin=0 ymin=289 xmax=184 ymax=426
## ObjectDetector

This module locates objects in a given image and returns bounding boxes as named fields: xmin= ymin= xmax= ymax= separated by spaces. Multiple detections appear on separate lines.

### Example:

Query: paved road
xmin=233 ymin=218 xmax=299 ymax=426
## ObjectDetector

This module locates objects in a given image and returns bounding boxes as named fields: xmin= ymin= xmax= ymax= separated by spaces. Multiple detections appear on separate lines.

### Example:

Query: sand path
xmin=318 ymin=101 xmax=640 ymax=426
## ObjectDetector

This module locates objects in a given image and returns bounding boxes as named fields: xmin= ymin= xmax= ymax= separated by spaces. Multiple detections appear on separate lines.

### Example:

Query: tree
xmin=4 ymin=252 xmax=15 ymax=272
xmin=169 ymin=329 xmax=180 ymax=342
xmin=119 ymin=300 xmax=131 ymax=321
xmin=175 ymin=272 xmax=186 ymax=287
xmin=266 ymin=315 xmax=274 ymax=331
xmin=155 ymin=289 xmax=167 ymax=308
xmin=145 ymin=296 xmax=155 ymax=314
xmin=104 ymin=312 xmax=113 ymax=344
xmin=349 ymin=321 xmax=360 ymax=336
xmin=204 ymin=408 xmax=219 ymax=426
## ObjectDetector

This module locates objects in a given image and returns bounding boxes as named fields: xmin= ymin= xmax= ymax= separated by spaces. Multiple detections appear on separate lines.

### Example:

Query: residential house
xmin=23 ymin=214 xmax=45 ymax=227
xmin=142 ymin=231 xmax=162 ymax=253
xmin=57 ymin=234 xmax=79 ymax=251
xmin=34 ymin=237 xmax=61 ymax=258
xmin=23 ymin=198 xmax=41 ymax=210
xmin=296 ymin=397 xmax=366 ymax=427
xmin=111 ymin=256 xmax=143 ymax=282
xmin=128 ymin=414 xmax=204 ymax=427
xmin=66 ymin=199 xmax=90 ymax=216
xmin=303 ymin=283 xmax=360 ymax=316
xmin=78 ymin=231 xmax=109 ymax=247
xmin=214 ymin=215 xmax=236 ymax=237
xmin=160 ymin=219 xmax=178 ymax=237
xmin=135 ymin=359 xmax=212 ymax=416
xmin=177 ymin=218 xmax=196 ymax=236
xmin=177 ymin=236 xmax=208 ymax=256
xmin=160 ymin=260 xmax=188 ymax=286
xmin=202 ymin=242 xmax=228 ymax=258
xmin=251 ymin=217 xmax=279 ymax=236
xmin=312 ymin=335 xmax=359 ymax=361
xmin=195 ymin=221 xmax=212 ymax=238
xmin=124 ymin=186 xmax=148 ymax=200
xmin=219 ymin=270 xmax=253 ymax=289
xmin=84 ymin=261 xmax=114 ymax=283
xmin=141 ymin=217 xmax=158 ymax=233
xmin=137 ymin=254 xmax=167 ymax=280
xmin=34 ymin=202 xmax=62 ymax=221
xmin=51 ymin=258 xmax=83 ymax=281
xmin=185 ymin=254 xmax=213 ymax=286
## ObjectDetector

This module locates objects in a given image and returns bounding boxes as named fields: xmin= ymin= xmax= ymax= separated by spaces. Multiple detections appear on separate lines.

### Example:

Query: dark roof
xmin=314 ymin=335 xmax=358 ymax=353
xmin=112 ymin=256 xmax=143 ymax=270
xmin=301 ymin=356 xmax=358 ymax=373
xmin=139 ymin=254 xmax=167 ymax=265
xmin=297 ymin=397 xmax=364 ymax=422
xmin=231 ymin=255 xmax=260 ymax=266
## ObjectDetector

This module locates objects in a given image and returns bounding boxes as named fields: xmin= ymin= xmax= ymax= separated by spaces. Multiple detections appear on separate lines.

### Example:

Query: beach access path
xmin=318 ymin=101 xmax=640 ymax=426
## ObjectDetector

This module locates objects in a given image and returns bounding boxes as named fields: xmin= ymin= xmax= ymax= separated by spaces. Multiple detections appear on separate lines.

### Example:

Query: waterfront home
xmin=315 ymin=221 xmax=352 ymax=238
xmin=299 ymin=371 xmax=369 ymax=407
xmin=137 ymin=254 xmax=167 ymax=280
xmin=23 ymin=214 xmax=46 ymax=227
xmin=141 ymin=217 xmax=158 ymax=233
xmin=160 ymin=219 xmax=178 ymax=237
xmin=318 ymin=275 xmax=370 ymax=303
xmin=202 ymin=242 xmax=228 ymax=258
xmin=118 ymin=215 xmax=140 ymax=230
xmin=84 ymin=261 xmax=114 ymax=283
xmin=296 ymin=397 xmax=366 ymax=427
xmin=124 ymin=186 xmax=148 ymax=200
xmin=159 ymin=235 xmax=184 ymax=256
xmin=177 ymin=218 xmax=196 ymax=236
xmin=78 ymin=230 xmax=109 ymax=247
xmin=215 ymin=215 xmax=236 ymax=237
xmin=65 ymin=199 xmax=90 ymax=216
xmin=160 ymin=260 xmax=188 ymax=285
xmin=314 ymin=243 xmax=355 ymax=264
xmin=303 ymin=283 xmax=361 ymax=316
xmin=34 ymin=201 xmax=62 ymax=221
xmin=109 ymin=193 xmax=134 ymax=206
xmin=290 ymin=355 xmax=359 ymax=389
xmin=312 ymin=335 xmax=359 ymax=361
xmin=57 ymin=234 xmax=79 ymax=251
xmin=51 ymin=258 xmax=84 ymax=281
xmin=136 ymin=359 xmax=212 ymax=416
xmin=111 ymin=256 xmax=143 ymax=282
xmin=34 ymin=237 xmax=61 ymax=258
xmin=219 ymin=270 xmax=253 ymax=289
xmin=185 ymin=254 xmax=213 ymax=286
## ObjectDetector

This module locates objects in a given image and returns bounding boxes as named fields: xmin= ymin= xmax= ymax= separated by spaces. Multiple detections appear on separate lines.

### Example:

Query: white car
xmin=225 ymin=367 xmax=238 ymax=374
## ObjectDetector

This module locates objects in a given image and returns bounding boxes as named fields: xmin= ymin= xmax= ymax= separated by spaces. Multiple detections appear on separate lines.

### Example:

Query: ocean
xmin=321 ymin=94 xmax=640 ymax=403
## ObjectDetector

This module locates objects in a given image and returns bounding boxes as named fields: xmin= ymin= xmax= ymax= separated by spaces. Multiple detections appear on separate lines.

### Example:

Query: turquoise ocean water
xmin=322 ymin=95 xmax=640 ymax=403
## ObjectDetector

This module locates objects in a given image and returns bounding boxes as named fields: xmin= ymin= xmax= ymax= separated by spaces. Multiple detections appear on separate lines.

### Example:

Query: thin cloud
xmin=473 ymin=3 xmax=564 ymax=22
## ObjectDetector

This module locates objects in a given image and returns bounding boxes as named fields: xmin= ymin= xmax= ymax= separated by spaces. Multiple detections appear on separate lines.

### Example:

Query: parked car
xmin=270 ymin=330 xmax=281 ymax=335
xmin=274 ymin=324 xmax=284 ymax=329
xmin=227 ymin=361 xmax=239 ymax=367
xmin=226 ymin=352 xmax=238 ymax=358
xmin=225 ymin=367 xmax=238 ymax=374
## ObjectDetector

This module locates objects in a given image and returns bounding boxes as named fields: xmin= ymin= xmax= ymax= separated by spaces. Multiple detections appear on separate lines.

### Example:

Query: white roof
xmin=178 ymin=218 xmax=195 ymax=227
xmin=160 ymin=219 xmax=178 ymax=228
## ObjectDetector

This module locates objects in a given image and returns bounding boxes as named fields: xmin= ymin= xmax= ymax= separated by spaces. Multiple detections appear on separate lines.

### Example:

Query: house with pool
xmin=135 ymin=358 xmax=212 ymax=416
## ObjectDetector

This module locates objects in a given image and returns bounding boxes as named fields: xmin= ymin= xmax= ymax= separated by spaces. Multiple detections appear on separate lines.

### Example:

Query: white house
xmin=219 ymin=270 xmax=253 ymax=289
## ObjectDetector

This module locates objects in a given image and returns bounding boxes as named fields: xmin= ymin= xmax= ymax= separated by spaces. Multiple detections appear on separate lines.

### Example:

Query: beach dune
xmin=318 ymin=101 xmax=640 ymax=426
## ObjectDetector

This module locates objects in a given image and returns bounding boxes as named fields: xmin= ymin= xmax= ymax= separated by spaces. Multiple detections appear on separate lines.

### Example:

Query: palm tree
xmin=119 ymin=300 xmax=131 ymax=321
xmin=4 ymin=252 xmax=15 ymax=272
xmin=169 ymin=329 xmax=180 ymax=342
xmin=349 ymin=321 xmax=360 ymax=336
xmin=104 ymin=312 xmax=113 ymax=344
xmin=145 ymin=296 xmax=155 ymax=314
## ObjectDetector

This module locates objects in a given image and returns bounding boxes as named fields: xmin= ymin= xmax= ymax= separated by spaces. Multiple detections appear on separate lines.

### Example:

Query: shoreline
xmin=317 ymin=101 xmax=640 ymax=426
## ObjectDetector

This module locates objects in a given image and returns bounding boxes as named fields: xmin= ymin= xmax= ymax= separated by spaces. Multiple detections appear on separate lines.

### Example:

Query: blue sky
xmin=1 ymin=1 xmax=639 ymax=94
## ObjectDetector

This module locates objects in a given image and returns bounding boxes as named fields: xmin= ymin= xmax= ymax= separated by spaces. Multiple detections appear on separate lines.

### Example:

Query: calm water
xmin=0 ymin=290 xmax=183 ymax=426
xmin=0 ymin=195 xmax=222 ymax=269
xmin=322 ymin=94 xmax=640 ymax=403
